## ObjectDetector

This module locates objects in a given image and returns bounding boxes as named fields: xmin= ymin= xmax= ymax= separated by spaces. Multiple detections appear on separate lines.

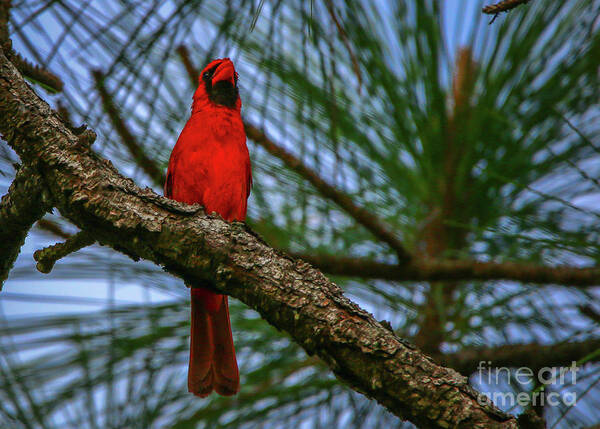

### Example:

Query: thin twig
xmin=37 ymin=218 xmax=71 ymax=239
xmin=438 ymin=337 xmax=600 ymax=376
xmin=325 ymin=1 xmax=362 ymax=94
xmin=33 ymin=230 xmax=95 ymax=274
xmin=249 ymin=0 xmax=265 ymax=31
xmin=553 ymin=107 xmax=600 ymax=156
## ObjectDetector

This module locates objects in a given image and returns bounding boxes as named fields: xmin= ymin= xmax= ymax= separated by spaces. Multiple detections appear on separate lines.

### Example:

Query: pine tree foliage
xmin=1 ymin=0 xmax=600 ymax=427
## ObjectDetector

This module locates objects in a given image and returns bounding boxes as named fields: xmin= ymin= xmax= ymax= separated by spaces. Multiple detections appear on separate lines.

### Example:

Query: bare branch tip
xmin=33 ymin=231 xmax=95 ymax=274
xmin=482 ymin=0 xmax=532 ymax=15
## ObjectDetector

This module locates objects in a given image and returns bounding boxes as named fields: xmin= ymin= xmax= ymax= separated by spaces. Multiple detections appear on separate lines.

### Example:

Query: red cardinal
xmin=165 ymin=58 xmax=251 ymax=397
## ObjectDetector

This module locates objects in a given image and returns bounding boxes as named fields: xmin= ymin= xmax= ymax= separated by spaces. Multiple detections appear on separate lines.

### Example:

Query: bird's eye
xmin=203 ymin=68 xmax=215 ymax=80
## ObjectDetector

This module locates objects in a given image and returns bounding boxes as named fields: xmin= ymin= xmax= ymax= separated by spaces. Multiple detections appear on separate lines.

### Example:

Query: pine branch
xmin=0 ymin=165 xmax=52 ymax=288
xmin=292 ymin=253 xmax=600 ymax=287
xmin=244 ymin=125 xmax=411 ymax=261
xmin=92 ymin=69 xmax=166 ymax=187
xmin=10 ymin=50 xmax=63 ymax=93
xmin=0 ymin=48 xmax=522 ymax=429
xmin=1 ymin=1 xmax=63 ymax=93
xmin=439 ymin=338 xmax=600 ymax=376
xmin=412 ymin=47 xmax=478 ymax=354
xmin=176 ymin=45 xmax=411 ymax=262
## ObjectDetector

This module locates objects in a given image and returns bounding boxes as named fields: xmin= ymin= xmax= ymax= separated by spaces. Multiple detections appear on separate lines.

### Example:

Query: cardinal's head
xmin=193 ymin=58 xmax=240 ymax=111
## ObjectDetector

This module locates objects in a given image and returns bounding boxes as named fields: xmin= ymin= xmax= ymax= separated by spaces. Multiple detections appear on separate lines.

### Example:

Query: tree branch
xmin=438 ymin=338 xmax=600 ymax=376
xmin=293 ymin=253 xmax=600 ymax=287
xmin=0 ymin=48 xmax=520 ymax=428
xmin=176 ymin=45 xmax=411 ymax=262
xmin=0 ymin=165 xmax=52 ymax=288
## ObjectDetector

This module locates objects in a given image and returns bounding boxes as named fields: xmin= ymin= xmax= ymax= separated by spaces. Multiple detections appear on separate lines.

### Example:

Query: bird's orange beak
xmin=212 ymin=60 xmax=235 ymax=86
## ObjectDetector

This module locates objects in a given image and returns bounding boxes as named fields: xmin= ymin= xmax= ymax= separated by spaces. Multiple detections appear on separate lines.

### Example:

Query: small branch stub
xmin=37 ymin=218 xmax=70 ymax=239
xmin=34 ymin=231 xmax=95 ymax=274
xmin=482 ymin=0 xmax=532 ymax=14
xmin=10 ymin=51 xmax=63 ymax=93
xmin=483 ymin=0 xmax=532 ymax=24
xmin=74 ymin=125 xmax=96 ymax=148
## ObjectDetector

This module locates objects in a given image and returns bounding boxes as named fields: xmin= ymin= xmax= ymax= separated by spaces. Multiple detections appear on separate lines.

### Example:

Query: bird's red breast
xmin=166 ymin=58 xmax=251 ymax=221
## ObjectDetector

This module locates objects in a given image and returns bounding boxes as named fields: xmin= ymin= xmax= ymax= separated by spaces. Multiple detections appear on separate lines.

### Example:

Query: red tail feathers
xmin=188 ymin=288 xmax=239 ymax=397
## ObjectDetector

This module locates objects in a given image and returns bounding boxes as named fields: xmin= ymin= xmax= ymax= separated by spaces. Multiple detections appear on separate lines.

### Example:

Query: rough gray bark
xmin=0 ymin=165 xmax=51 ymax=288
xmin=0 ymin=49 xmax=521 ymax=428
